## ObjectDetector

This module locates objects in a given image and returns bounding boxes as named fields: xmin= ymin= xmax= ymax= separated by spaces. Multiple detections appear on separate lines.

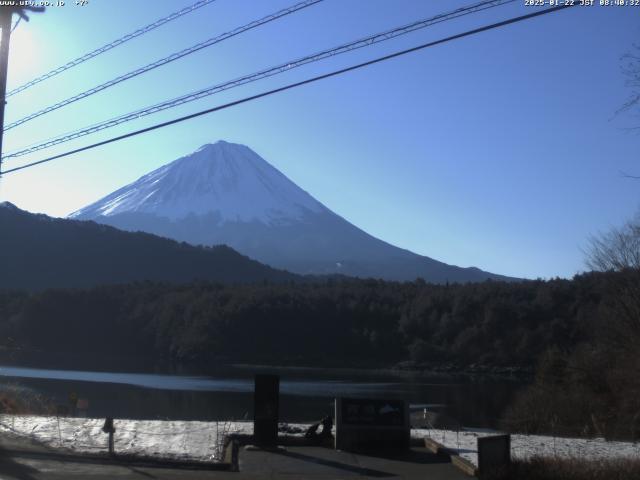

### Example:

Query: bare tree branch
xmin=620 ymin=170 xmax=640 ymax=179
xmin=586 ymin=215 xmax=640 ymax=272
xmin=617 ymin=44 xmax=640 ymax=121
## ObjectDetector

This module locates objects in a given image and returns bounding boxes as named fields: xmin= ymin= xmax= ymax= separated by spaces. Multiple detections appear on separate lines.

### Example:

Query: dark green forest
xmin=1 ymin=267 xmax=638 ymax=438
xmin=0 ymin=275 xmax=593 ymax=369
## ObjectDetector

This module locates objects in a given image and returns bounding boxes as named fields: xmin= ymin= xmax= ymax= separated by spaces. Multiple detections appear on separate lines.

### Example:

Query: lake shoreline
xmin=231 ymin=362 xmax=533 ymax=381
xmin=0 ymin=362 xmax=525 ymax=427
xmin=0 ymin=346 xmax=532 ymax=381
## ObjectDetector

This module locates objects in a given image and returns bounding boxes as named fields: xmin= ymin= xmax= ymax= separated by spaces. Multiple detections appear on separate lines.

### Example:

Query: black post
xmin=253 ymin=374 xmax=279 ymax=448
xmin=0 ymin=9 xmax=12 ymax=175
xmin=102 ymin=417 xmax=115 ymax=457
xmin=108 ymin=431 xmax=114 ymax=456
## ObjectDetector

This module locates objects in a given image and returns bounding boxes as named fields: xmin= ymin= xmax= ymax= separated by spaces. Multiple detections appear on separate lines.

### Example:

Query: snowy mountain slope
xmin=72 ymin=141 xmax=325 ymax=223
xmin=70 ymin=141 xmax=513 ymax=283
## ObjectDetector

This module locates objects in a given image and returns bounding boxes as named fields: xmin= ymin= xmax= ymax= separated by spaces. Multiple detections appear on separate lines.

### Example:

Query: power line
xmin=2 ymin=0 xmax=515 ymax=160
xmin=5 ymin=0 xmax=218 ymax=98
xmin=4 ymin=0 xmax=323 ymax=132
xmin=0 ymin=4 xmax=576 ymax=177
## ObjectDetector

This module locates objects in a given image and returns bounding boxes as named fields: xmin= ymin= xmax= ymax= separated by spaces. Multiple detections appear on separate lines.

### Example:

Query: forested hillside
xmin=0 ymin=203 xmax=296 ymax=290
xmin=0 ymin=273 xmax=611 ymax=370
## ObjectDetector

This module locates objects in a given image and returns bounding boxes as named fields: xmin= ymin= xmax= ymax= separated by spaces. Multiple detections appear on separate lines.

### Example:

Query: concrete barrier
xmin=424 ymin=437 xmax=478 ymax=477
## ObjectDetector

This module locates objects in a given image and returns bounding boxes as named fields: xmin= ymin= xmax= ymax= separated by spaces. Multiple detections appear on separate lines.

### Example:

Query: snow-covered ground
xmin=0 ymin=415 xmax=258 ymax=462
xmin=2 ymin=415 xmax=639 ymax=466
xmin=414 ymin=428 xmax=640 ymax=467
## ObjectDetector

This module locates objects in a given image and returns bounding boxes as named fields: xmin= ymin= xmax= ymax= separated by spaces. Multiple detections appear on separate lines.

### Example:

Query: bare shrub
xmin=0 ymin=383 xmax=54 ymax=415
xmin=586 ymin=216 xmax=640 ymax=272
xmin=485 ymin=456 xmax=640 ymax=480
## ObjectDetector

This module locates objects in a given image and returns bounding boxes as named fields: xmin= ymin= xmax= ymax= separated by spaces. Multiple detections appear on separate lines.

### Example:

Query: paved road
xmin=0 ymin=433 xmax=469 ymax=479
xmin=239 ymin=445 xmax=470 ymax=479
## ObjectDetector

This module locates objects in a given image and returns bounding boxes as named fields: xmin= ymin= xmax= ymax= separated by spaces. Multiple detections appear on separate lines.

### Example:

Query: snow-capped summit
xmin=70 ymin=141 xmax=513 ymax=283
xmin=70 ymin=140 xmax=325 ymax=224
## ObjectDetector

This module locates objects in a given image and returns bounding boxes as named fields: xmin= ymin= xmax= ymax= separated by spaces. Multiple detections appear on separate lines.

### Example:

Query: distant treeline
xmin=2 ymin=270 xmax=639 ymax=438
xmin=0 ymin=273 xmax=612 ymax=370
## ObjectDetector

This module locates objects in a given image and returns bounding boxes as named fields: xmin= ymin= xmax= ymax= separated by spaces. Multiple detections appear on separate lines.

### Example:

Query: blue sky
xmin=0 ymin=0 xmax=637 ymax=279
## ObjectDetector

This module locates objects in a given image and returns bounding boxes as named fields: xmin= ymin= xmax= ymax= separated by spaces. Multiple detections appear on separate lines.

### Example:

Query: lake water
xmin=0 ymin=365 xmax=525 ymax=428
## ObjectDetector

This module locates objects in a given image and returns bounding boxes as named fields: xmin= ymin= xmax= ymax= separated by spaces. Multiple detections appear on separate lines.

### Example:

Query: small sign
xmin=341 ymin=398 xmax=405 ymax=427
xmin=102 ymin=417 xmax=115 ymax=434
xmin=335 ymin=397 xmax=409 ymax=452
xmin=76 ymin=398 xmax=89 ymax=410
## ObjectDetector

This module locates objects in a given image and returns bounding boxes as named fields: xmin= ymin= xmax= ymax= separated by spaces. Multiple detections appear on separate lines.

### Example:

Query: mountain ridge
xmin=0 ymin=203 xmax=297 ymax=291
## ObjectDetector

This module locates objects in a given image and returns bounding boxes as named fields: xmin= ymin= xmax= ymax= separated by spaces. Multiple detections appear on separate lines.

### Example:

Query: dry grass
xmin=0 ymin=384 xmax=54 ymax=415
xmin=484 ymin=456 xmax=640 ymax=480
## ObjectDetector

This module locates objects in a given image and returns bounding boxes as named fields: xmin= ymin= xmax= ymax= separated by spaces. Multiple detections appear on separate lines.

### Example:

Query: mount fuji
xmin=70 ymin=141 xmax=511 ymax=283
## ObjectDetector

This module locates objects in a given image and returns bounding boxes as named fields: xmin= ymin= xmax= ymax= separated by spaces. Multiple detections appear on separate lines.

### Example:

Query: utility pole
xmin=0 ymin=8 xmax=13 ymax=177
xmin=0 ymin=5 xmax=44 ymax=177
